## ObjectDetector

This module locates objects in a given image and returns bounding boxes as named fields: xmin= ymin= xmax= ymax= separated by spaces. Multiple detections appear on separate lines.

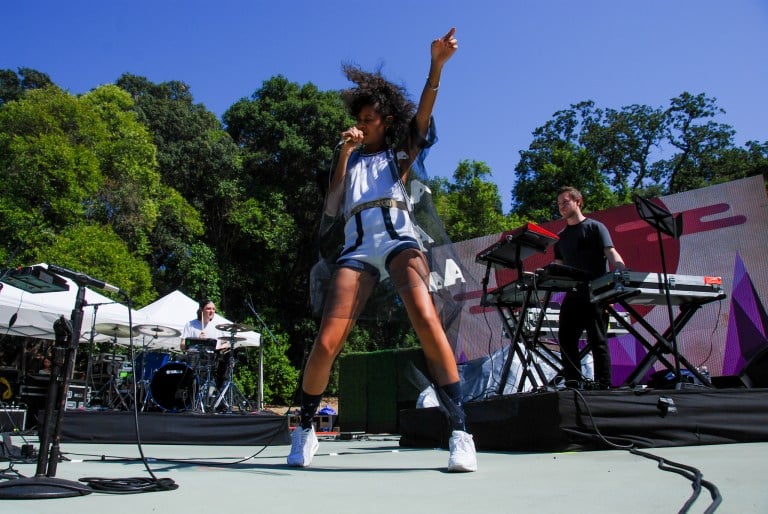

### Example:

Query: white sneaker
xmin=447 ymin=430 xmax=477 ymax=472
xmin=287 ymin=426 xmax=319 ymax=467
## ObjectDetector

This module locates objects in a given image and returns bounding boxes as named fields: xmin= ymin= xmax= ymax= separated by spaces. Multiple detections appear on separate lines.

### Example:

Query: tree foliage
xmin=222 ymin=76 xmax=352 ymax=355
xmin=512 ymin=93 xmax=767 ymax=219
xmin=115 ymin=74 xmax=232 ymax=300
xmin=430 ymin=159 xmax=517 ymax=241
xmin=0 ymin=67 xmax=53 ymax=106
xmin=0 ymin=78 xmax=203 ymax=304
xmin=46 ymin=223 xmax=155 ymax=305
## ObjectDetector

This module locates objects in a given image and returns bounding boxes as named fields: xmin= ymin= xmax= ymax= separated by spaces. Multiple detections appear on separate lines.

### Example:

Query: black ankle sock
xmin=299 ymin=391 xmax=322 ymax=429
xmin=439 ymin=381 xmax=466 ymax=432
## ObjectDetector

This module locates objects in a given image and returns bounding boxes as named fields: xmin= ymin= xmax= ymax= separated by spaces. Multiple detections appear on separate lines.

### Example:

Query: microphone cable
xmin=77 ymin=295 xmax=178 ymax=494
xmin=564 ymin=386 xmax=722 ymax=513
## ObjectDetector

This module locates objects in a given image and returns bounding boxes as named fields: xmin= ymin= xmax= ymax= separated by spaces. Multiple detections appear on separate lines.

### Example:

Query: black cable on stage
xmin=695 ymin=298 xmax=724 ymax=372
xmin=77 ymin=476 xmax=177 ymax=494
xmin=75 ymin=296 xmax=178 ymax=494
xmin=566 ymin=386 xmax=722 ymax=513
xmin=629 ymin=447 xmax=722 ymax=514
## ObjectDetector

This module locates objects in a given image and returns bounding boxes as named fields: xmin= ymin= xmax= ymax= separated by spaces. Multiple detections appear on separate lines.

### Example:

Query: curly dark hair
xmin=341 ymin=63 xmax=415 ymax=148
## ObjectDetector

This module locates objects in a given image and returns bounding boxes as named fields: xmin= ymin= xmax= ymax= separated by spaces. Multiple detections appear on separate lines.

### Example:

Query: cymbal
xmin=218 ymin=336 xmax=246 ymax=342
xmin=94 ymin=323 xmax=137 ymax=338
xmin=215 ymin=323 xmax=254 ymax=333
xmin=136 ymin=324 xmax=181 ymax=338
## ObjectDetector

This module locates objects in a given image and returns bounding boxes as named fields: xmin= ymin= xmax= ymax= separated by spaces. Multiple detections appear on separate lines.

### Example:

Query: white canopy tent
xmin=0 ymin=264 xmax=144 ymax=344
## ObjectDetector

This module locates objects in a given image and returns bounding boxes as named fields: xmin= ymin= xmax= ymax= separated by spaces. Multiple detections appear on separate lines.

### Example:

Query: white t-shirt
xmin=180 ymin=319 xmax=227 ymax=350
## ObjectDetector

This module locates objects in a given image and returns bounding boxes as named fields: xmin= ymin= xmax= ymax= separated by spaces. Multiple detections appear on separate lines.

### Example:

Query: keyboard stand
xmin=598 ymin=289 xmax=719 ymax=387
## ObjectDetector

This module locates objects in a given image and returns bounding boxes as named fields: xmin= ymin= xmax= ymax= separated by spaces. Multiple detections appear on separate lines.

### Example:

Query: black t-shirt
xmin=554 ymin=218 xmax=614 ymax=280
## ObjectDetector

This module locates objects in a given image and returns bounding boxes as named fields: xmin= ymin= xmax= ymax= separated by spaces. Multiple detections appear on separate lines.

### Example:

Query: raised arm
xmin=413 ymin=27 xmax=458 ymax=138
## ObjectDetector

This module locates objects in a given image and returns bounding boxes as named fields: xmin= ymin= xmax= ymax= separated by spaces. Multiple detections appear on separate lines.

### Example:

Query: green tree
xmin=44 ymin=224 xmax=154 ymax=305
xmin=0 ymin=86 xmax=106 ymax=263
xmin=514 ymin=139 xmax=616 ymax=221
xmin=79 ymin=85 xmax=167 ymax=253
xmin=223 ymin=75 xmax=352 ymax=362
xmin=661 ymin=92 xmax=738 ymax=193
xmin=512 ymin=93 xmax=767 ymax=217
xmin=706 ymin=140 xmax=768 ymax=183
xmin=430 ymin=159 xmax=516 ymax=241
xmin=115 ymin=74 xmax=231 ymax=299
xmin=0 ymin=67 xmax=53 ymax=106
xmin=253 ymin=329 xmax=300 ymax=404
xmin=0 ymin=82 xmax=202 ymax=304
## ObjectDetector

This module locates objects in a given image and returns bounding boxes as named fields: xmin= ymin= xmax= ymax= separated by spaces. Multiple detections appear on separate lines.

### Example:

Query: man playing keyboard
xmin=553 ymin=186 xmax=627 ymax=389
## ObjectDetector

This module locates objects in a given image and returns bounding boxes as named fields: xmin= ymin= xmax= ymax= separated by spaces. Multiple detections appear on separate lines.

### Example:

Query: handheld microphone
xmin=47 ymin=264 xmax=124 ymax=296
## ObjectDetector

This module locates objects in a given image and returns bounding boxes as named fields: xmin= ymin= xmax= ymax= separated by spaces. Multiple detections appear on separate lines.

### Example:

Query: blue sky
xmin=3 ymin=0 xmax=766 ymax=212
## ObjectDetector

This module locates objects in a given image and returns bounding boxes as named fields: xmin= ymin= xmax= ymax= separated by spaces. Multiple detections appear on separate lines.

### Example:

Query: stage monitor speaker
xmin=739 ymin=346 xmax=768 ymax=388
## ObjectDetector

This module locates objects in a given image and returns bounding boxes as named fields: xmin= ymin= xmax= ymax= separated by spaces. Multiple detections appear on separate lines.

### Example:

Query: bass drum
xmin=149 ymin=362 xmax=195 ymax=412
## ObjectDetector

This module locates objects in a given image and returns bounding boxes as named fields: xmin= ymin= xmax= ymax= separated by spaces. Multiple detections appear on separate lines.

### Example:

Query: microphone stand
xmin=245 ymin=297 xmax=272 ymax=411
xmin=0 ymin=283 xmax=92 ymax=498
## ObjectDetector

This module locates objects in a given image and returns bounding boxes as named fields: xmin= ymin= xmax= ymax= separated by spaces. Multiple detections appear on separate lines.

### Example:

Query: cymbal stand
xmin=136 ymin=336 xmax=154 ymax=411
xmin=83 ymin=304 xmax=100 ymax=399
xmin=92 ymin=337 xmax=131 ymax=410
xmin=211 ymin=338 xmax=251 ymax=413
xmin=245 ymin=295 xmax=270 ymax=411
xmin=114 ymin=340 xmax=135 ymax=410
xmin=192 ymin=349 xmax=217 ymax=413
xmin=82 ymin=301 xmax=119 ymax=404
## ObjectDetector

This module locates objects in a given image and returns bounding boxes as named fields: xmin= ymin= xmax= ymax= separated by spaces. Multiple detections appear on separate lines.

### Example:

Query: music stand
xmin=633 ymin=194 xmax=688 ymax=388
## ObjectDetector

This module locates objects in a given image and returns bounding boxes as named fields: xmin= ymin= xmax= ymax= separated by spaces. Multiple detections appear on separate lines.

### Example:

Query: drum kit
xmin=87 ymin=322 xmax=254 ymax=414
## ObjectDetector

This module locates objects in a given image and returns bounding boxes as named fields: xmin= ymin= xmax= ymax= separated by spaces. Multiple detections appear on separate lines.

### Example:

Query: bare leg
xmin=301 ymin=266 xmax=376 ymax=395
xmin=388 ymin=248 xmax=459 ymax=386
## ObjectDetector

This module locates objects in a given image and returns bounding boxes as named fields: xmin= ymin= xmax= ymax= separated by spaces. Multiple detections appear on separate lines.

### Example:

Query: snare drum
xmin=149 ymin=361 xmax=195 ymax=412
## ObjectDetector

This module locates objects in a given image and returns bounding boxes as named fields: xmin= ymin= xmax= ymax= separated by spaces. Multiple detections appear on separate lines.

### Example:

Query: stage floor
xmin=1 ymin=436 xmax=766 ymax=513
xmin=3 ymin=387 xmax=768 ymax=511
